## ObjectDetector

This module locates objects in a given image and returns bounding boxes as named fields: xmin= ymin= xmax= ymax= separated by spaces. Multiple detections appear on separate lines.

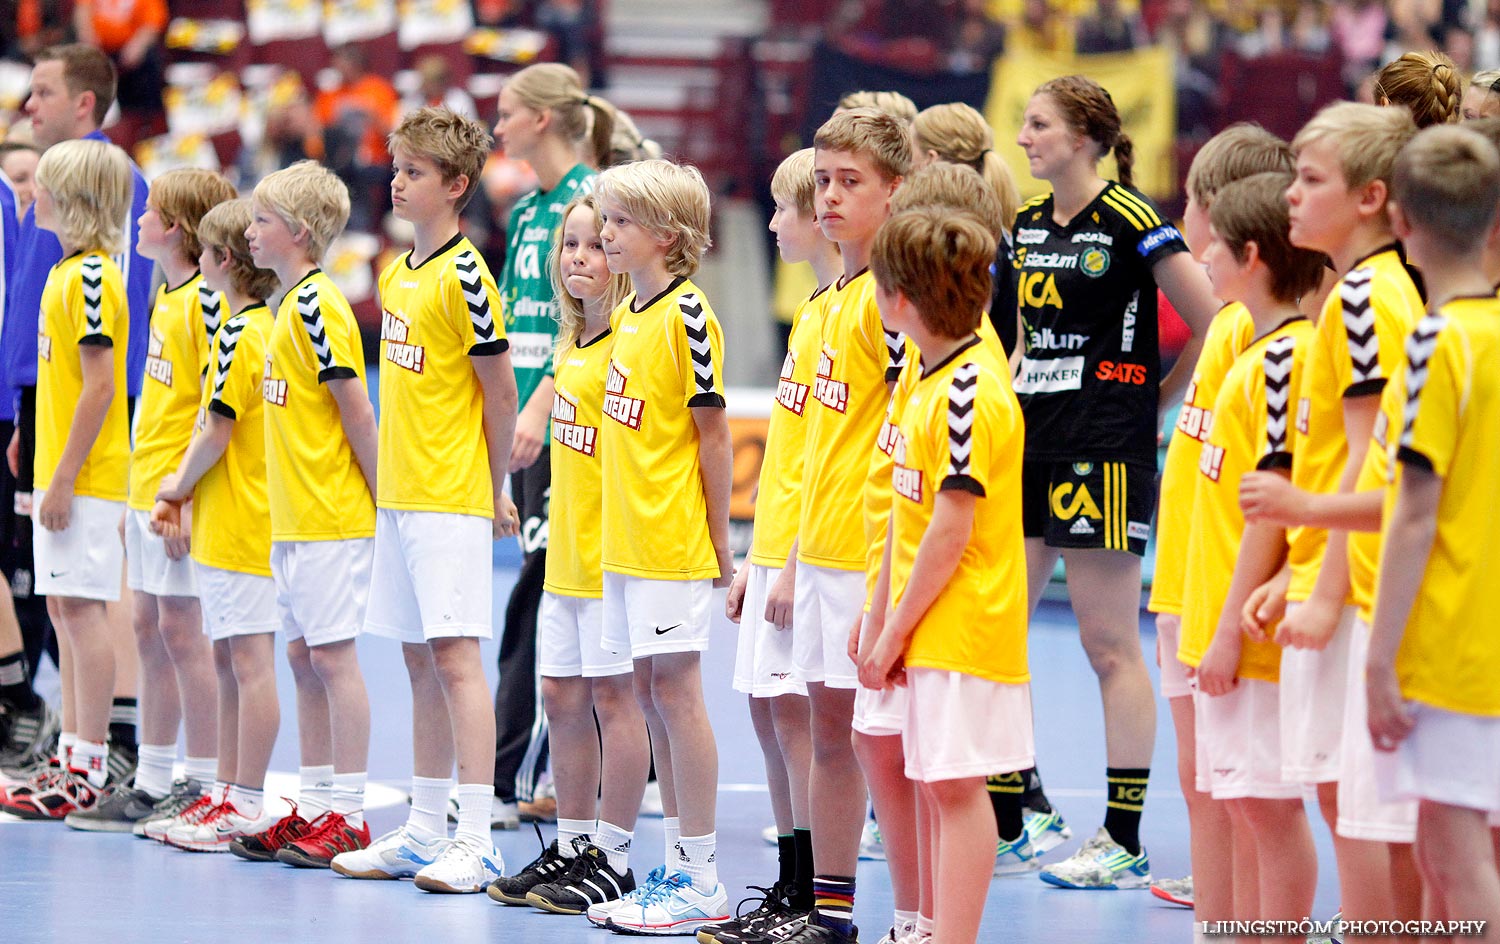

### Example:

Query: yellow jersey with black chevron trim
xmin=192 ymin=304 xmax=274 ymax=576
xmin=889 ymin=336 xmax=1029 ymax=684
xmin=1349 ymin=363 xmax=1405 ymax=622
xmin=546 ymin=326 xmax=613 ymax=597
xmin=749 ymin=285 xmax=828 ymax=569
xmin=376 ymin=234 xmax=508 ymax=517
xmin=1384 ymin=297 xmax=1500 ymax=716
xmin=128 ymin=274 xmax=225 ymax=511
xmin=263 ymin=269 xmax=375 ymax=541
xmin=799 ymin=269 xmax=907 ymax=570
xmin=1149 ymin=303 xmax=1256 ymax=615
xmin=599 ymin=277 xmax=726 ymax=579
xmin=1179 ymin=317 xmax=1313 ymax=683
xmin=1287 ymin=246 xmax=1422 ymax=603
xmin=35 ymin=251 xmax=130 ymax=500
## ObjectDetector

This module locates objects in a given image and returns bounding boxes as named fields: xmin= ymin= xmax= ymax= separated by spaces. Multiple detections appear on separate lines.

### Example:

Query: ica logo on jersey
xmin=381 ymin=310 xmax=426 ymax=374
xmin=813 ymin=346 xmax=849 ymax=413
xmin=145 ymin=328 xmax=173 ymax=387
xmin=891 ymin=431 xmax=923 ymax=503
xmin=1017 ymin=271 xmax=1064 ymax=310
xmin=603 ymin=361 xmax=644 ymax=430
xmin=551 ymin=389 xmax=597 ymax=456
xmin=262 ymin=355 xmax=288 ymax=407
xmin=1050 ymin=481 xmax=1102 ymax=523
xmin=775 ymin=351 xmax=809 ymax=416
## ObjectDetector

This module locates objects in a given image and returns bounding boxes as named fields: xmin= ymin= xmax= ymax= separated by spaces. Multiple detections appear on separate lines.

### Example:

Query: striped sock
xmin=987 ymin=770 xmax=1025 ymax=841
xmin=812 ymin=874 xmax=856 ymax=933
xmin=1103 ymin=767 xmax=1150 ymax=856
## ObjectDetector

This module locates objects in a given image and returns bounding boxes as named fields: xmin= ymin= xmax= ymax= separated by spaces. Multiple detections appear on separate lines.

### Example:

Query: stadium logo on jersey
xmin=1199 ymin=443 xmax=1225 ymax=481
xmin=145 ymin=328 xmax=172 ymax=387
xmin=1096 ymin=360 xmax=1147 ymax=385
xmin=1072 ymin=232 xmax=1113 ymax=246
xmin=1025 ymin=251 xmax=1079 ymax=271
xmin=37 ymin=332 xmax=51 ymax=363
xmin=1028 ymin=328 xmax=1087 ymax=352
xmin=603 ymin=360 xmax=644 ymax=430
xmin=262 ymin=355 xmax=288 ymax=407
xmin=1017 ymin=272 xmax=1063 ymax=310
xmin=551 ymin=391 xmax=597 ymax=457
xmin=1137 ymin=224 xmax=1184 ymax=257
xmin=775 ymin=352 xmax=810 ymax=416
xmin=381 ymin=310 xmax=425 ymax=374
xmin=1014 ymin=356 xmax=1083 ymax=394
xmin=1016 ymin=227 xmax=1048 ymax=245
xmin=813 ymin=346 xmax=849 ymax=413
xmin=1080 ymin=246 xmax=1111 ymax=278
xmin=1050 ymin=482 xmax=1102 ymax=521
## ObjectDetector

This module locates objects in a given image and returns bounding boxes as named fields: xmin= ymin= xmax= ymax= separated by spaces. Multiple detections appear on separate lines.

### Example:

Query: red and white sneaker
xmin=229 ymin=805 xmax=313 ymax=862
xmin=0 ymin=768 xmax=100 ymax=820
xmin=275 ymin=811 xmax=371 ymax=868
xmin=166 ymin=800 xmax=276 ymax=853
xmin=144 ymin=793 xmax=217 ymax=843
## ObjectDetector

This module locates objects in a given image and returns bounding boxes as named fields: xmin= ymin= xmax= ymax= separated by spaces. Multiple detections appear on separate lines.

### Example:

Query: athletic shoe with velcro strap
xmin=526 ymin=839 xmax=636 ymax=914
xmin=488 ymin=830 xmax=572 ymax=904
xmin=275 ymin=811 xmax=371 ymax=867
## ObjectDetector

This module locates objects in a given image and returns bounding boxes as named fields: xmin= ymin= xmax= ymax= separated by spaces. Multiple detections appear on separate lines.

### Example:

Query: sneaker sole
xmin=164 ymin=836 xmax=235 ymax=853
xmin=0 ymin=803 xmax=67 ymax=820
xmin=525 ymin=891 xmax=590 ymax=915
xmin=1039 ymin=870 xmax=1152 ymax=890
xmin=229 ymin=842 xmax=280 ymax=862
xmin=488 ymin=886 xmax=540 ymax=906
xmin=331 ymin=861 xmax=407 ymax=880
xmin=414 ymin=876 xmax=485 ymax=894
xmin=605 ymin=915 xmax=730 ymax=936
xmin=993 ymin=859 xmax=1042 ymax=877
xmin=275 ymin=848 xmax=334 ymax=869
xmin=63 ymin=814 xmax=140 ymax=832
xmin=1150 ymin=885 xmax=1193 ymax=907
xmin=1030 ymin=829 xmax=1071 ymax=855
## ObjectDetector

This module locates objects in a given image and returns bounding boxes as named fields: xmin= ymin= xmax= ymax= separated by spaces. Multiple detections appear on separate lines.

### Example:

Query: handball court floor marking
xmin=0 ymin=567 xmax=1342 ymax=943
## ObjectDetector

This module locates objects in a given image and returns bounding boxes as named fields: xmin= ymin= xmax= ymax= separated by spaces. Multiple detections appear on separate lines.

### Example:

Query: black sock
xmin=792 ymin=827 xmax=814 ymax=911
xmin=776 ymin=833 xmax=796 ymax=890
xmin=987 ymin=771 xmax=1025 ymax=840
xmin=109 ymin=697 xmax=138 ymax=751
xmin=1019 ymin=765 xmax=1050 ymax=813
xmin=0 ymin=651 xmax=39 ymax=709
xmin=1104 ymin=767 xmax=1150 ymax=856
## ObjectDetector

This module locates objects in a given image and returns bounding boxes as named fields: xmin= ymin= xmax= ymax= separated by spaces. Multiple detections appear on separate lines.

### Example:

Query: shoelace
xmin=175 ymin=795 xmax=216 ymax=825
xmin=634 ymin=873 xmax=689 ymax=907
xmin=733 ymin=884 xmax=788 ymax=921
xmin=557 ymin=839 xmax=605 ymax=883
xmin=199 ymin=801 xmax=240 ymax=827
xmin=297 ymin=811 xmax=347 ymax=846
xmin=517 ymin=822 xmax=559 ymax=874
xmin=259 ymin=801 xmax=309 ymax=845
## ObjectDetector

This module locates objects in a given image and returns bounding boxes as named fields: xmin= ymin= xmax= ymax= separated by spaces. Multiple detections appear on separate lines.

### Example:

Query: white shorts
xmin=791 ymin=562 xmax=863 ymax=690
xmin=601 ymin=571 xmax=713 ymax=659
xmin=1195 ymin=679 xmax=1301 ymax=800
xmin=1279 ymin=603 xmax=1356 ymax=784
xmin=194 ymin=562 xmax=278 ymax=641
xmin=903 ymin=668 xmax=1034 ymax=782
xmin=1155 ymin=613 xmax=1192 ymax=699
xmin=732 ymin=563 xmax=804 ymax=697
xmin=1375 ymin=702 xmax=1500 ymax=814
xmin=271 ymin=538 xmax=372 ymax=647
xmin=853 ymin=683 xmax=907 ymax=737
xmin=1336 ymin=617 xmax=1417 ymax=842
xmin=363 ymin=510 xmax=492 ymax=644
xmin=539 ymin=592 xmax=632 ymax=678
xmin=124 ymin=508 xmax=197 ymax=597
xmin=32 ymin=490 xmax=124 ymax=601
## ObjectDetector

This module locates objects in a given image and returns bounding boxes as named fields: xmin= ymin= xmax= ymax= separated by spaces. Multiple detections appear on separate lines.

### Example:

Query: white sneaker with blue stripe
xmin=1022 ymin=806 xmax=1072 ymax=855
xmin=332 ymin=828 xmax=451 ymax=880
xmin=994 ymin=829 xmax=1041 ymax=876
xmin=413 ymin=840 xmax=505 ymax=893
xmin=590 ymin=865 xmax=667 ymax=927
xmin=604 ymin=870 xmax=730 ymax=935
xmin=1038 ymin=827 xmax=1151 ymax=889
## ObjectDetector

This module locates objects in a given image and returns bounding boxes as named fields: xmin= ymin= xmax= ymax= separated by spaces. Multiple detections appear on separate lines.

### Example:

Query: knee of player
xmin=587 ymin=675 xmax=637 ymax=719
xmin=1079 ymin=636 xmax=1141 ymax=678
xmin=541 ymin=675 xmax=591 ymax=717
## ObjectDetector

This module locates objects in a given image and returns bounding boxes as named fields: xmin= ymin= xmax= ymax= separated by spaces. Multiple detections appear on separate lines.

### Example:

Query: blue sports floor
xmin=0 ymin=570 xmax=1342 ymax=944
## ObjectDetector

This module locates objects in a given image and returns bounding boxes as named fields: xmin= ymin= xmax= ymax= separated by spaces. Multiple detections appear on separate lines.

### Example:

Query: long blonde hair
xmin=1374 ymin=50 xmax=1461 ymax=127
xmin=913 ymin=102 xmax=1021 ymax=229
xmin=549 ymin=192 xmax=631 ymax=352
xmin=506 ymin=63 xmax=615 ymax=168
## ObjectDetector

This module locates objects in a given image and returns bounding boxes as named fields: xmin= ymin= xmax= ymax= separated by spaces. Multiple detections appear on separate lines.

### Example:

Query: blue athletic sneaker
xmin=1038 ymin=827 xmax=1151 ymax=889
xmin=994 ymin=829 xmax=1041 ymax=876
xmin=1022 ymin=806 xmax=1072 ymax=855
xmin=605 ymin=870 xmax=730 ymax=936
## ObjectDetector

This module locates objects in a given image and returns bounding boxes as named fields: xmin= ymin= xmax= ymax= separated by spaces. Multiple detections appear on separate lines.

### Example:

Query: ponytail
xmin=580 ymin=95 xmax=616 ymax=169
xmin=979 ymin=150 xmax=1021 ymax=230
xmin=1114 ymin=132 xmax=1136 ymax=190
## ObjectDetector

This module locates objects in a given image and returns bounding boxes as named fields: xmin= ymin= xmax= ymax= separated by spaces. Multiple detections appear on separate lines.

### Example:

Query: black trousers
xmin=493 ymin=449 xmax=550 ymax=802
xmin=1 ymin=396 xmax=56 ymax=678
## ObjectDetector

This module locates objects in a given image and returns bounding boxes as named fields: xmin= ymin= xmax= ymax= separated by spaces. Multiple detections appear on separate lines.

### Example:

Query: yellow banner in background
xmin=987 ymin=45 xmax=1178 ymax=201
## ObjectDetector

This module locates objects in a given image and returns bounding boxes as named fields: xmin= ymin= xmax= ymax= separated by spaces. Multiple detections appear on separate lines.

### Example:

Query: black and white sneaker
xmin=487 ymin=828 xmax=573 ymax=905
xmin=105 ymin=738 xmax=137 ymax=788
xmin=64 ymin=780 xmax=160 ymax=832
xmin=0 ymin=699 xmax=59 ymax=770
xmin=777 ymin=920 xmax=859 ymax=944
xmin=526 ymin=840 xmax=636 ymax=914
xmin=696 ymin=882 xmax=803 ymax=944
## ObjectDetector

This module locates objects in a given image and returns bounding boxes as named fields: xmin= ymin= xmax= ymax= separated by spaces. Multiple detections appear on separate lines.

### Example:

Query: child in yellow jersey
xmin=1366 ymin=125 xmax=1500 ymax=932
xmin=790 ymin=108 xmax=910 ymax=944
xmin=1178 ymin=172 xmax=1326 ymax=930
xmin=587 ymin=158 xmax=732 ymax=934
xmin=1143 ymin=124 xmax=1293 ymax=916
xmin=92 ymin=169 xmax=233 ymax=824
xmin=0 ymin=139 xmax=133 ymax=817
xmin=148 ymin=199 xmax=283 ymax=849
xmin=328 ymin=109 xmax=519 ymax=892
xmin=718 ymin=149 xmax=836 ymax=935
xmin=501 ymin=193 xmax=650 ymax=914
xmin=858 ymin=208 xmax=1027 ymax=944
xmin=243 ymin=161 xmax=375 ymax=866
xmin=1234 ymin=103 xmax=1424 ymax=929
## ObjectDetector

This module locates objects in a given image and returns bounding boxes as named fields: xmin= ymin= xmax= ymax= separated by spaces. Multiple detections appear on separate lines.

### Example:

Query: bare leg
xmin=429 ymin=637 xmax=494 ymax=785
xmin=916 ymin=786 xmax=935 ymax=919
xmin=132 ymin=592 xmax=179 ymax=746
xmin=1225 ymin=801 xmax=1261 ymax=943
xmin=752 ymin=695 xmax=794 ymax=834
xmin=229 ymin=633 xmax=278 ymax=790
xmin=544 ymin=674 xmax=600 ymax=824
xmin=1415 ymin=802 xmax=1500 ymax=941
xmin=593 ymin=672 xmax=650 ymax=830
xmin=1172 ymin=692 xmax=1233 ymax=926
xmin=646 ymin=651 xmax=717 ymax=837
xmin=213 ymin=640 xmax=238 ymax=784
xmin=854 ymin=730 xmax=920 ymax=912
xmin=403 ymin=643 xmax=455 ymax=779
xmin=307 ymin=638 xmax=369 ymax=774
xmin=807 ymin=681 xmax=864 ymax=876
xmin=634 ymin=658 xmax=678 ymax=821
xmin=56 ymin=596 xmax=114 ymax=743
xmin=770 ymin=693 xmax=812 ymax=828
xmin=924 ymin=777 xmax=996 ymax=944
xmin=287 ymin=638 xmax=332 ymax=768
xmin=158 ymin=595 xmax=213 ymax=759
xmin=50 ymin=598 xmax=74 ymax=732
xmin=1240 ymin=798 xmax=1317 ymax=923
xmin=106 ymin=577 xmax=137 ymax=701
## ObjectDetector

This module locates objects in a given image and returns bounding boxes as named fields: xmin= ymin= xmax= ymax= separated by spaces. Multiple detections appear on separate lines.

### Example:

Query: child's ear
xmin=1241 ymin=239 xmax=1262 ymax=273
xmin=1356 ymin=178 xmax=1390 ymax=221
xmin=448 ymin=173 xmax=469 ymax=202
xmin=1387 ymin=199 xmax=1411 ymax=241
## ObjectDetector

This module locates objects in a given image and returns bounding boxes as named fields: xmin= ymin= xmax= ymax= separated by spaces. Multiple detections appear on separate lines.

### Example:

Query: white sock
xmin=183 ymin=755 xmax=216 ymax=785
xmin=229 ymin=783 xmax=265 ymax=818
xmin=916 ymin=914 xmax=934 ymax=938
xmin=71 ymin=738 xmax=109 ymax=788
xmin=676 ymin=832 xmax=718 ymax=891
xmin=135 ymin=743 xmax=175 ymax=798
xmin=57 ymin=731 xmax=77 ymax=767
xmin=455 ymin=783 xmax=493 ymax=852
xmin=332 ymin=771 xmax=366 ymax=828
xmin=663 ymin=816 xmax=681 ymax=866
xmin=895 ymin=910 xmax=918 ymax=937
xmin=595 ymin=820 xmax=634 ymax=874
xmin=407 ymin=775 xmax=452 ymax=841
xmin=213 ymin=780 xmax=230 ymax=804
xmin=557 ymin=818 xmax=592 ymax=856
xmin=300 ymin=764 xmax=334 ymax=817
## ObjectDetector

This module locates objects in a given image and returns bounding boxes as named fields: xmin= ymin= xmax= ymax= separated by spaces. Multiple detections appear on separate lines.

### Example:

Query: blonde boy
xmin=858 ymin=207 xmax=1028 ymax=944
xmin=793 ymin=107 xmax=909 ymax=944
xmin=330 ymin=107 xmax=520 ymax=893
xmin=715 ymin=148 xmax=836 ymax=941
xmin=584 ymin=159 xmax=732 ymax=935
xmin=240 ymin=160 xmax=375 ymax=866
xmin=0 ymin=139 xmax=132 ymax=817
xmin=1180 ymin=172 xmax=1327 ymax=929
xmin=1367 ymin=123 xmax=1500 ymax=937
xmin=148 ymin=198 xmax=283 ymax=850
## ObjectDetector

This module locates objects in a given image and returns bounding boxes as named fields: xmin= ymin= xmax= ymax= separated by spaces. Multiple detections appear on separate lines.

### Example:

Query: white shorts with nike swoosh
xmin=33 ymin=489 xmax=124 ymax=601
xmin=601 ymin=571 xmax=713 ymax=659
